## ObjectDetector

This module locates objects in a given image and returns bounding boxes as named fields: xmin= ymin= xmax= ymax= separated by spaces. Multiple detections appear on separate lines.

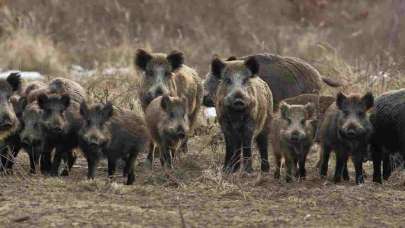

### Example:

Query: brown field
xmin=0 ymin=0 xmax=405 ymax=227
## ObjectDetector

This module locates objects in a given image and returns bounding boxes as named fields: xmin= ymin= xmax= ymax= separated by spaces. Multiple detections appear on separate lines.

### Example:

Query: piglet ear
xmin=135 ymin=49 xmax=153 ymax=71
xmin=6 ymin=72 xmax=22 ymax=92
xmin=279 ymin=101 xmax=290 ymax=120
xmin=80 ymin=101 xmax=89 ymax=117
xmin=211 ymin=57 xmax=226 ymax=79
xmin=37 ymin=93 xmax=49 ymax=110
xmin=305 ymin=102 xmax=316 ymax=119
xmin=244 ymin=56 xmax=259 ymax=76
xmin=362 ymin=92 xmax=374 ymax=110
xmin=161 ymin=95 xmax=171 ymax=111
xmin=336 ymin=92 xmax=347 ymax=110
xmin=60 ymin=94 xmax=71 ymax=109
xmin=102 ymin=101 xmax=114 ymax=120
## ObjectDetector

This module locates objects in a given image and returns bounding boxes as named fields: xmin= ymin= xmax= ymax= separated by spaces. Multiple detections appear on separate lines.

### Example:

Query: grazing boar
xmin=145 ymin=95 xmax=190 ymax=168
xmin=0 ymin=73 xmax=22 ymax=172
xmin=369 ymin=89 xmax=405 ymax=183
xmin=135 ymin=49 xmax=203 ymax=156
xmin=78 ymin=102 xmax=149 ymax=185
xmin=319 ymin=92 xmax=374 ymax=184
xmin=271 ymin=102 xmax=316 ymax=182
xmin=213 ymin=57 xmax=273 ymax=173
xmin=202 ymin=54 xmax=341 ymax=110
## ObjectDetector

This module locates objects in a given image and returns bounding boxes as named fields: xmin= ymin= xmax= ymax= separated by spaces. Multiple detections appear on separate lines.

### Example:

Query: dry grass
xmin=0 ymin=0 xmax=405 ymax=227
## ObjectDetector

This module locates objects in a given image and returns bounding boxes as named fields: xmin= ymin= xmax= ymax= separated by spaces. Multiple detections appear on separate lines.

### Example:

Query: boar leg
xmin=242 ymin=135 xmax=253 ymax=173
xmin=126 ymin=153 xmax=137 ymax=185
xmin=145 ymin=142 xmax=155 ymax=166
xmin=298 ymin=155 xmax=307 ymax=179
xmin=28 ymin=148 xmax=41 ymax=174
xmin=51 ymin=148 xmax=64 ymax=176
xmin=223 ymin=133 xmax=238 ymax=173
xmin=108 ymin=158 xmax=117 ymax=177
xmin=285 ymin=157 xmax=295 ymax=183
xmin=382 ymin=152 xmax=392 ymax=180
xmin=334 ymin=151 xmax=348 ymax=183
xmin=342 ymin=162 xmax=349 ymax=181
xmin=352 ymin=153 xmax=364 ymax=184
xmin=320 ymin=145 xmax=331 ymax=178
xmin=371 ymin=144 xmax=383 ymax=184
xmin=256 ymin=130 xmax=270 ymax=172
xmin=179 ymin=138 xmax=189 ymax=154
xmin=40 ymin=143 xmax=53 ymax=175
xmin=274 ymin=153 xmax=282 ymax=179
xmin=86 ymin=156 xmax=99 ymax=180
xmin=160 ymin=143 xmax=173 ymax=169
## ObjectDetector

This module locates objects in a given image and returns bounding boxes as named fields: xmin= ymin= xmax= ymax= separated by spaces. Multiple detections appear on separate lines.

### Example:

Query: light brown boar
xmin=270 ymin=102 xmax=316 ymax=182
xmin=145 ymin=95 xmax=190 ymax=168
xmin=213 ymin=57 xmax=273 ymax=173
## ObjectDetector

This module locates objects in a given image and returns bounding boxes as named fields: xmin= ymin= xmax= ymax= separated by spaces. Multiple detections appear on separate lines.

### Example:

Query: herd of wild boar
xmin=0 ymin=50 xmax=404 ymax=185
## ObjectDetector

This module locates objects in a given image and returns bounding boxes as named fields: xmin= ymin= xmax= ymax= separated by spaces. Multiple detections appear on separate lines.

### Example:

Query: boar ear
xmin=226 ymin=56 xmax=237 ymax=61
xmin=79 ymin=102 xmax=89 ymax=117
xmin=211 ymin=57 xmax=226 ymax=79
xmin=167 ymin=51 xmax=184 ymax=71
xmin=60 ymin=94 xmax=71 ymax=109
xmin=244 ymin=56 xmax=259 ymax=76
xmin=135 ymin=49 xmax=153 ymax=71
xmin=102 ymin=102 xmax=114 ymax=120
xmin=305 ymin=102 xmax=316 ymax=119
xmin=279 ymin=102 xmax=290 ymax=120
xmin=37 ymin=93 xmax=48 ymax=110
xmin=6 ymin=72 xmax=22 ymax=92
xmin=362 ymin=92 xmax=374 ymax=110
xmin=161 ymin=95 xmax=171 ymax=111
xmin=336 ymin=92 xmax=347 ymax=110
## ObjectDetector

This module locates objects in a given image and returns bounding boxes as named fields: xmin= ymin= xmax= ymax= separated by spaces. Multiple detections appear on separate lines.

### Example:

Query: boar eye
xmin=357 ymin=111 xmax=365 ymax=117
xmin=301 ymin=119 xmax=306 ymax=125
xmin=224 ymin=78 xmax=232 ymax=85
xmin=343 ymin=110 xmax=350 ymax=116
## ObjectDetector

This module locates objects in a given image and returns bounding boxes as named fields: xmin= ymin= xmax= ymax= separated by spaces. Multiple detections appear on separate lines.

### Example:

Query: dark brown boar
xmin=213 ymin=56 xmax=273 ymax=173
xmin=145 ymin=95 xmax=190 ymax=168
xmin=319 ymin=92 xmax=374 ymax=184
xmin=0 ymin=73 xmax=22 ymax=173
xmin=135 ymin=49 xmax=203 ymax=155
xmin=202 ymin=53 xmax=341 ymax=110
xmin=37 ymin=93 xmax=83 ymax=176
xmin=271 ymin=102 xmax=316 ymax=182
xmin=78 ymin=102 xmax=149 ymax=185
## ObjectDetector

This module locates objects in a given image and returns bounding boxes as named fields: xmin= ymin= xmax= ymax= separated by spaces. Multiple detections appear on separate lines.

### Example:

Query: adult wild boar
xmin=271 ymin=102 xmax=316 ymax=182
xmin=0 ymin=73 xmax=23 ymax=172
xmin=145 ymin=95 xmax=189 ymax=168
xmin=79 ymin=102 xmax=149 ymax=185
xmin=203 ymin=54 xmax=341 ymax=110
xmin=319 ymin=92 xmax=374 ymax=184
xmin=369 ymin=89 xmax=405 ymax=183
xmin=213 ymin=57 xmax=273 ymax=173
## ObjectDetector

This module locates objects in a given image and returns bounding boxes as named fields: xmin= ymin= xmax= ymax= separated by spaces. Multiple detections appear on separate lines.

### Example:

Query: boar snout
xmin=0 ymin=114 xmax=14 ymax=130
xmin=340 ymin=122 xmax=366 ymax=139
xmin=225 ymin=91 xmax=249 ymax=111
xmin=203 ymin=95 xmax=215 ymax=107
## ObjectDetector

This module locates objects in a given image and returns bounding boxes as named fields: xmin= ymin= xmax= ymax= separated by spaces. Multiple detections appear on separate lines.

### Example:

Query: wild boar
xmin=202 ymin=54 xmax=341 ymax=110
xmin=145 ymin=95 xmax=189 ymax=168
xmin=369 ymin=89 xmax=405 ymax=183
xmin=0 ymin=73 xmax=22 ymax=173
xmin=78 ymin=102 xmax=149 ymax=185
xmin=319 ymin=92 xmax=374 ymax=184
xmin=213 ymin=56 xmax=273 ymax=173
xmin=135 ymin=49 xmax=203 ymax=155
xmin=271 ymin=102 xmax=316 ymax=182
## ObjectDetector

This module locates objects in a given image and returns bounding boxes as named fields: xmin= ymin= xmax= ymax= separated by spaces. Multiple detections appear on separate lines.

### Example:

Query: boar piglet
xmin=271 ymin=102 xmax=316 ymax=182
xmin=145 ymin=95 xmax=190 ymax=169
xmin=37 ymin=93 xmax=82 ymax=176
xmin=78 ymin=102 xmax=149 ymax=185
xmin=213 ymin=56 xmax=273 ymax=173
xmin=319 ymin=92 xmax=374 ymax=184
xmin=0 ymin=73 xmax=22 ymax=172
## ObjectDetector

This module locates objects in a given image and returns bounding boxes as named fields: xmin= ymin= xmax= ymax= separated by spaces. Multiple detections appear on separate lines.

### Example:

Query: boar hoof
xmin=274 ymin=171 xmax=280 ymax=179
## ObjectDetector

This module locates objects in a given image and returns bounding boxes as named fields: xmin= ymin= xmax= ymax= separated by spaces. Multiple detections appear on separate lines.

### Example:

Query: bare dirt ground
xmin=1 ymin=129 xmax=405 ymax=227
